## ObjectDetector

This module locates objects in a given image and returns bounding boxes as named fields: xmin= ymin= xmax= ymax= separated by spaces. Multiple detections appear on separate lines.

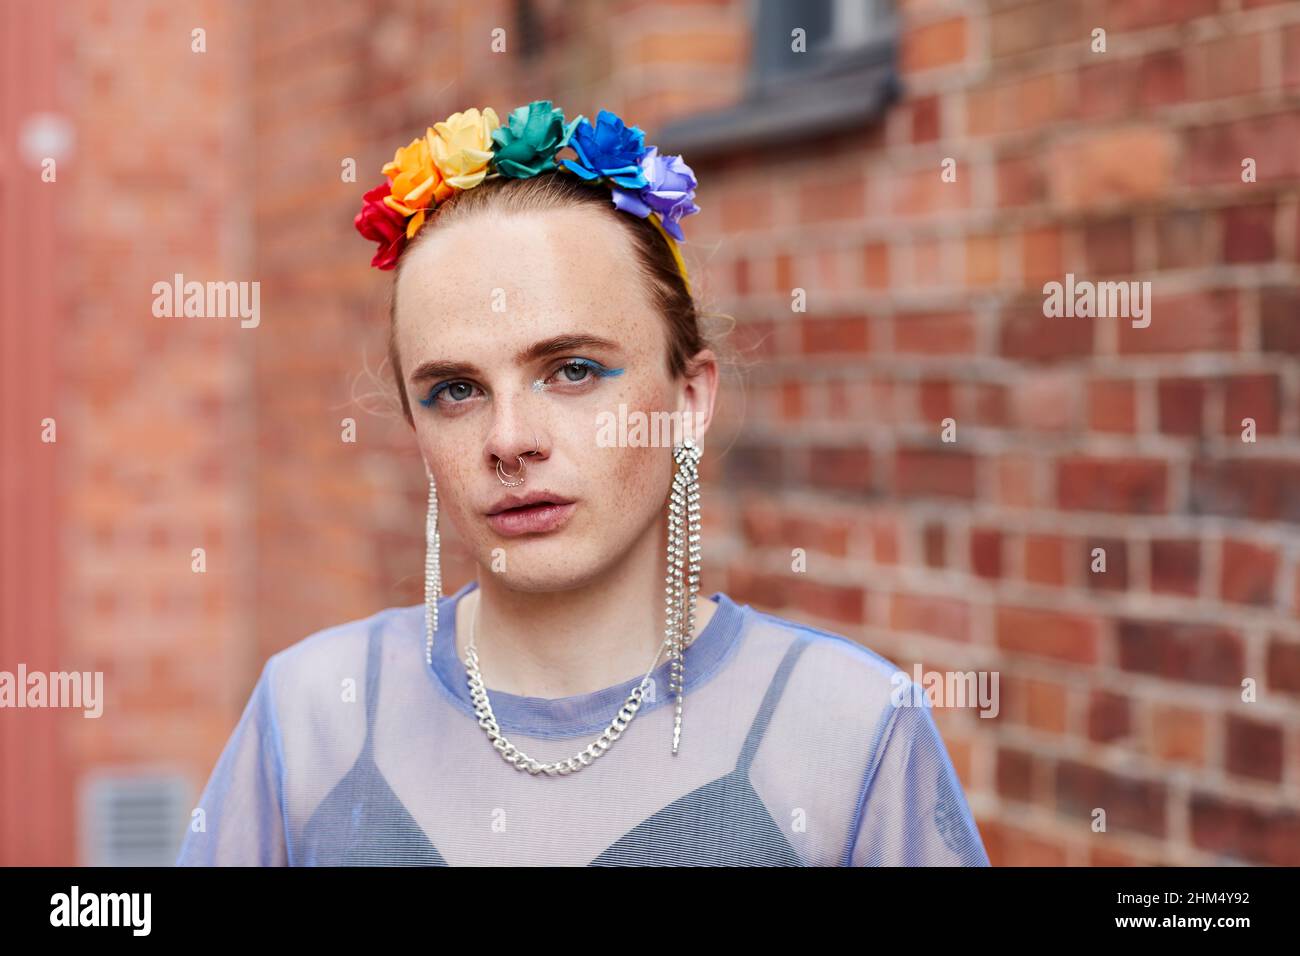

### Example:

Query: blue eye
xmin=420 ymin=380 xmax=478 ymax=409
xmin=547 ymin=358 xmax=624 ymax=386
xmin=413 ymin=358 xmax=621 ymax=411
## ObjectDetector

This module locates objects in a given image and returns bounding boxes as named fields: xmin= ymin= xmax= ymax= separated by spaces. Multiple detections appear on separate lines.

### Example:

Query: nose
xmin=482 ymin=391 xmax=546 ymax=472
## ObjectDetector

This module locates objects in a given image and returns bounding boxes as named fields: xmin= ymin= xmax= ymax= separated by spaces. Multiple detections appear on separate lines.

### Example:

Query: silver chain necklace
xmin=459 ymin=441 xmax=702 ymax=775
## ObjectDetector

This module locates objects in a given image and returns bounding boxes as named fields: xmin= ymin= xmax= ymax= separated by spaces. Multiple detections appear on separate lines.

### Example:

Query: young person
xmin=176 ymin=101 xmax=989 ymax=867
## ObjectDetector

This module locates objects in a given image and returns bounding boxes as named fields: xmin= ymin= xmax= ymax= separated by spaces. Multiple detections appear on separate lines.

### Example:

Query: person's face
xmin=393 ymin=204 xmax=716 ymax=591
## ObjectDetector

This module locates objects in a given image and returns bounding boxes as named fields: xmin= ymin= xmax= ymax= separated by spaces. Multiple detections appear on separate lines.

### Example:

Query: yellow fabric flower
xmin=429 ymin=107 xmax=501 ymax=190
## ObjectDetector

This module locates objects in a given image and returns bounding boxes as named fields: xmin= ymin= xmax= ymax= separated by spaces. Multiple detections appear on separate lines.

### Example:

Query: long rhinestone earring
xmin=425 ymin=469 xmax=442 ymax=670
xmin=665 ymin=437 xmax=702 ymax=755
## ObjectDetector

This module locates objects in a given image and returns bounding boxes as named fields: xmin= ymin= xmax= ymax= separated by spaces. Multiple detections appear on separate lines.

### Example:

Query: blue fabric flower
xmin=559 ymin=109 xmax=649 ymax=190
xmin=611 ymin=146 xmax=700 ymax=241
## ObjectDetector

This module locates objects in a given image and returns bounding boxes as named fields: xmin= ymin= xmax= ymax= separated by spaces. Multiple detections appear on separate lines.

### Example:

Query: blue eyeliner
xmin=422 ymin=360 xmax=624 ymax=407
xmin=534 ymin=359 xmax=623 ymax=392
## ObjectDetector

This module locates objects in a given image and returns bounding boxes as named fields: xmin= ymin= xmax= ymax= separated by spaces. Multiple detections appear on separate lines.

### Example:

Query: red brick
xmin=1157 ymin=377 xmax=1206 ymax=436
xmin=1024 ymin=533 xmax=1068 ymax=586
xmin=1190 ymin=794 xmax=1300 ymax=865
xmin=893 ymin=167 xmax=972 ymax=219
xmin=1057 ymin=456 xmax=1168 ymax=514
xmin=1221 ymin=203 xmax=1276 ymax=263
xmin=901 ymin=16 xmax=967 ymax=72
xmin=1025 ymin=677 xmax=1068 ymax=734
xmin=865 ymin=516 xmax=900 ymax=565
xmin=996 ymin=747 xmax=1035 ymax=801
xmin=1001 ymin=304 xmax=1094 ymax=360
xmin=1266 ymin=636 xmax=1300 ymax=695
xmin=1107 ymin=0 xmax=1218 ymax=30
xmin=1150 ymin=704 xmax=1205 ymax=763
xmin=924 ymin=522 xmax=947 ymax=568
xmin=1190 ymin=458 xmax=1300 ymax=522
xmin=1219 ymin=538 xmax=1278 ymax=606
xmin=1157 ymin=208 xmax=1213 ymax=269
xmin=1138 ymin=49 xmax=1188 ymax=109
xmin=1224 ymin=714 xmax=1284 ymax=783
xmin=1083 ymin=217 xmax=1135 ymax=275
xmin=965 ymin=233 xmax=1001 ymax=287
xmin=917 ymin=378 xmax=956 ymax=421
xmin=996 ymin=606 xmax=1100 ymax=664
xmin=988 ymin=0 xmax=1081 ymax=59
xmin=1117 ymin=619 xmax=1244 ymax=686
xmin=1221 ymin=373 xmax=1280 ymax=436
xmin=798 ymin=315 xmax=869 ymax=354
xmin=725 ymin=565 xmax=792 ymax=612
xmin=861 ymin=242 xmax=890 ymax=289
xmin=1287 ymin=24 xmax=1300 ymax=87
xmin=803 ymin=445 xmax=875 ymax=495
xmin=790 ymin=578 xmax=866 ymax=627
xmin=1056 ymin=761 xmax=1166 ymax=839
xmin=1118 ymin=290 xmax=1239 ymax=355
xmin=889 ymin=591 xmax=972 ymax=643
xmin=995 ymin=151 xmax=1047 ymax=208
xmin=970 ymin=382 xmax=1009 ymax=427
xmin=1078 ymin=59 xmax=1137 ymax=122
xmin=1088 ymin=690 xmax=1131 ymax=743
xmin=1088 ymin=378 xmax=1137 ymax=433
xmin=1049 ymin=127 xmax=1177 ymax=211
xmin=1020 ymin=225 xmax=1062 ymax=284
xmin=970 ymin=528 xmax=1003 ymax=579
xmin=1085 ymin=536 xmax=1129 ymax=592
xmin=1150 ymin=538 xmax=1200 ymax=596
xmin=1185 ymin=112 xmax=1300 ymax=187
xmin=798 ymin=173 xmax=865 ymax=223
xmin=1260 ymin=287 xmax=1300 ymax=353
xmin=893 ymin=311 xmax=976 ymax=354
xmin=783 ymin=514 xmax=850 ymax=558
xmin=894 ymin=447 xmax=977 ymax=500
xmin=911 ymin=95 xmax=941 ymax=143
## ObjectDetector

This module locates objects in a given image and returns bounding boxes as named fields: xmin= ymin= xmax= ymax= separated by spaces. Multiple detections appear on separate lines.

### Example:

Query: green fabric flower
xmin=490 ymin=99 xmax=584 ymax=178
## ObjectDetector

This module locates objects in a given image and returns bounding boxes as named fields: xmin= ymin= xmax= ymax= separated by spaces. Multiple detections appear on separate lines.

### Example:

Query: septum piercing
xmin=494 ymin=430 xmax=540 ymax=486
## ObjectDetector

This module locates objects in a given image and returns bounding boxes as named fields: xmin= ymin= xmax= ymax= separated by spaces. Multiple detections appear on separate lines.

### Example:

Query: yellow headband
xmin=646 ymin=211 xmax=692 ymax=297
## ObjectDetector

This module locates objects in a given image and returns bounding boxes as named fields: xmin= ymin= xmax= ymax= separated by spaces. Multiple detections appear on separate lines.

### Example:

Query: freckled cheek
xmin=606 ymin=387 xmax=674 ymax=500
xmin=416 ymin=427 xmax=481 ymax=518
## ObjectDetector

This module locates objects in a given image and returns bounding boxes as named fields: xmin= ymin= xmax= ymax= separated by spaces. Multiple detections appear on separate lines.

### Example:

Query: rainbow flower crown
xmin=354 ymin=99 xmax=700 ymax=291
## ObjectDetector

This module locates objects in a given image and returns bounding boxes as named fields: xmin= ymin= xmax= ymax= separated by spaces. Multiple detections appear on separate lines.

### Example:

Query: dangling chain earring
xmin=426 ymin=439 xmax=705 ymax=774
xmin=665 ymin=437 xmax=702 ymax=755
xmin=424 ymin=467 xmax=442 ymax=670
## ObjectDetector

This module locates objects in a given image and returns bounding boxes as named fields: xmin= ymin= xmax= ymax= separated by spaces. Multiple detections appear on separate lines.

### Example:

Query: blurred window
xmin=659 ymin=0 xmax=898 ymax=157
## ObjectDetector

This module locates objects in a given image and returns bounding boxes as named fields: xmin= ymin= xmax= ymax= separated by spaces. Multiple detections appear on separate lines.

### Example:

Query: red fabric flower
xmin=354 ymin=181 xmax=408 ymax=270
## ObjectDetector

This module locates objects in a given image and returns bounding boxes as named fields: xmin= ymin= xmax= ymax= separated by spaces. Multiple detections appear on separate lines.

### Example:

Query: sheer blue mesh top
xmin=175 ymin=581 xmax=990 ymax=866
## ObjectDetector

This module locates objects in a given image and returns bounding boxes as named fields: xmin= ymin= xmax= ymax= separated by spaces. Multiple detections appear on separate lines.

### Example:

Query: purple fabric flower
xmin=558 ymin=109 xmax=649 ymax=190
xmin=611 ymin=146 xmax=700 ymax=241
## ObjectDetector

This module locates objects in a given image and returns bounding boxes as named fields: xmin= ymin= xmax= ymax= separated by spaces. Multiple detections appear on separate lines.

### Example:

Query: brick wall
xmin=700 ymin=0 xmax=1300 ymax=865
xmin=15 ymin=0 xmax=1299 ymax=864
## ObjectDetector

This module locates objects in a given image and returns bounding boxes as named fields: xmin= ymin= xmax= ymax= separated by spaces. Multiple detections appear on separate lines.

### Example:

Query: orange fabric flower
xmin=381 ymin=134 xmax=455 ymax=238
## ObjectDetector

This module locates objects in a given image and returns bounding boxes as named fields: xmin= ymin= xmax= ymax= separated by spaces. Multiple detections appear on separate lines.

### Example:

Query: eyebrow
xmin=406 ymin=333 xmax=623 ymax=385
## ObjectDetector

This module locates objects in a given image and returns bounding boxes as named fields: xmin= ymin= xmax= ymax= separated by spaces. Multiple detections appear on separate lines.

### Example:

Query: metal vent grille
xmin=79 ymin=771 xmax=191 ymax=866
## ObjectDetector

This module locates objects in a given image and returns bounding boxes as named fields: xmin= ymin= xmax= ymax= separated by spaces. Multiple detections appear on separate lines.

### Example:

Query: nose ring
xmin=494 ymin=430 xmax=540 ymax=486
xmin=496 ymin=455 xmax=527 ymax=487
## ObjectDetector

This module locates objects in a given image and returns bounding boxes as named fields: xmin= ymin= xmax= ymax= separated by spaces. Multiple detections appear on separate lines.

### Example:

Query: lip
xmin=484 ymin=491 xmax=577 ymax=537
xmin=485 ymin=490 xmax=575 ymax=515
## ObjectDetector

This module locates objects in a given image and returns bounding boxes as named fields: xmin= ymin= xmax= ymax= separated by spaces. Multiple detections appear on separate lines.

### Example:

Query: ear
xmin=676 ymin=348 xmax=719 ymax=446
